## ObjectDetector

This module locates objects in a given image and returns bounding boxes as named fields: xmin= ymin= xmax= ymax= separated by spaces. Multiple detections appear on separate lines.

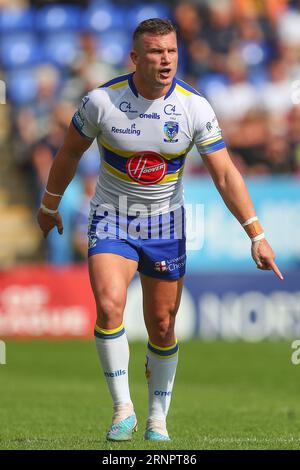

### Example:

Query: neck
xmin=132 ymin=71 xmax=174 ymax=100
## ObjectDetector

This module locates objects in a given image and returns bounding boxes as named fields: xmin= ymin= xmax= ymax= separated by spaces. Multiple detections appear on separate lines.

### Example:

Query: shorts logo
xmin=88 ymin=235 xmax=97 ymax=249
xmin=154 ymin=255 xmax=186 ymax=273
xmin=164 ymin=121 xmax=179 ymax=142
xmin=154 ymin=260 xmax=168 ymax=272
xmin=126 ymin=151 xmax=167 ymax=185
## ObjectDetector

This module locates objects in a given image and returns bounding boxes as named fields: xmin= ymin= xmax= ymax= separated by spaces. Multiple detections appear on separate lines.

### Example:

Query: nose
xmin=161 ymin=50 xmax=171 ymax=64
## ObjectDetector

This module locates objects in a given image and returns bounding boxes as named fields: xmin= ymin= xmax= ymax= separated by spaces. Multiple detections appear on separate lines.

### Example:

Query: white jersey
xmin=72 ymin=73 xmax=226 ymax=215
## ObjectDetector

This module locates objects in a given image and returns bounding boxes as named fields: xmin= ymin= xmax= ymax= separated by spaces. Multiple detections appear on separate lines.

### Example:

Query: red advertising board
xmin=0 ymin=264 xmax=96 ymax=338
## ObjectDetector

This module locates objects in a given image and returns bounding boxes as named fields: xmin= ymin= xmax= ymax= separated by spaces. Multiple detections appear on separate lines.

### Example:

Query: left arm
xmin=202 ymin=147 xmax=284 ymax=280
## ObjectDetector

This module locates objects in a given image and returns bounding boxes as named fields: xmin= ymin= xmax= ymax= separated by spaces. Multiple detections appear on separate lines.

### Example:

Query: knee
xmin=155 ymin=310 xmax=177 ymax=341
xmin=95 ymin=289 xmax=125 ymax=327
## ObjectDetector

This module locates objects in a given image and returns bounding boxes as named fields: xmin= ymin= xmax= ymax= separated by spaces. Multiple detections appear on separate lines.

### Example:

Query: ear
xmin=130 ymin=50 xmax=138 ymax=65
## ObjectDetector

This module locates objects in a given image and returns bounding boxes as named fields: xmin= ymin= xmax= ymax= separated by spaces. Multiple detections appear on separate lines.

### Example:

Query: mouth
xmin=159 ymin=68 xmax=171 ymax=79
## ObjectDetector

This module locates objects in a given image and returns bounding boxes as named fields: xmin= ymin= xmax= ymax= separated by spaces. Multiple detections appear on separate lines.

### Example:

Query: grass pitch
xmin=0 ymin=340 xmax=300 ymax=450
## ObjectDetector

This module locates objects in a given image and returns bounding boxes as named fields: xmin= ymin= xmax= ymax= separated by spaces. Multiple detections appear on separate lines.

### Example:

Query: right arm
xmin=37 ymin=122 xmax=93 ymax=238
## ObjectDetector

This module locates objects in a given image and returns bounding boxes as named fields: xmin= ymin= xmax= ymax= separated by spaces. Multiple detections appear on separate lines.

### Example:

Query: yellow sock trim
xmin=95 ymin=323 xmax=124 ymax=335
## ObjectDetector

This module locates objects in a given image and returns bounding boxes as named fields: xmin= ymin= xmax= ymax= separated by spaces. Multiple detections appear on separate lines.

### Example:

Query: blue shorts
xmin=87 ymin=205 xmax=186 ymax=280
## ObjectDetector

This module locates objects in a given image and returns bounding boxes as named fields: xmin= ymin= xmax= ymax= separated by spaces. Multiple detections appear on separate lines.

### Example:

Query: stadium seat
xmin=97 ymin=31 xmax=131 ymax=65
xmin=82 ymin=4 xmax=125 ymax=33
xmin=42 ymin=32 xmax=80 ymax=68
xmin=34 ymin=5 xmax=82 ymax=32
xmin=7 ymin=68 xmax=38 ymax=105
xmin=0 ymin=7 xmax=34 ymax=32
xmin=0 ymin=34 xmax=41 ymax=69
xmin=197 ymin=73 xmax=229 ymax=97
xmin=126 ymin=3 xmax=171 ymax=30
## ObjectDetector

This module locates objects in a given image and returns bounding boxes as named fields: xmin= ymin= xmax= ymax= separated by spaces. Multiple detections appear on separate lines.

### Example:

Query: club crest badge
xmin=163 ymin=121 xmax=179 ymax=142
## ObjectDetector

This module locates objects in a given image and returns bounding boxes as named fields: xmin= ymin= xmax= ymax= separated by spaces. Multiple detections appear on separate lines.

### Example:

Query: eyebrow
xmin=148 ymin=47 xmax=177 ymax=52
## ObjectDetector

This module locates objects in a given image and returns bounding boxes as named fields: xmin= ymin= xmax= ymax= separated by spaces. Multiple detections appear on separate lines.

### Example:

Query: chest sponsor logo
xmin=164 ymin=104 xmax=182 ymax=117
xmin=119 ymin=101 xmax=138 ymax=113
xmin=164 ymin=121 xmax=179 ymax=142
xmin=111 ymin=123 xmax=141 ymax=136
xmin=139 ymin=112 xmax=160 ymax=119
xmin=126 ymin=151 xmax=167 ymax=185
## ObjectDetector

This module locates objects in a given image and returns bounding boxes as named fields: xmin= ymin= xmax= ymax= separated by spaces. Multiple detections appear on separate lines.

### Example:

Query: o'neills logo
xmin=126 ymin=151 xmax=167 ymax=185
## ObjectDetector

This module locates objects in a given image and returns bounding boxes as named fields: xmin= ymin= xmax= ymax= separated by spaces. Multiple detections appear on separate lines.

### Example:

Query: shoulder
xmin=98 ymin=73 xmax=132 ymax=91
xmin=83 ymin=73 xmax=131 ymax=110
xmin=175 ymin=78 xmax=211 ymax=109
xmin=175 ymin=78 xmax=204 ymax=98
xmin=174 ymin=78 xmax=216 ymax=118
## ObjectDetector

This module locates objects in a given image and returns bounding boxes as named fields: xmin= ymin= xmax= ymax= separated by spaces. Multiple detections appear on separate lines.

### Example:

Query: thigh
xmin=89 ymin=253 xmax=138 ymax=325
xmin=140 ymin=273 xmax=184 ymax=344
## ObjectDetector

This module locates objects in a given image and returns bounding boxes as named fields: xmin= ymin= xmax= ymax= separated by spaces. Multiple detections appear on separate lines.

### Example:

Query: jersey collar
xmin=128 ymin=73 xmax=177 ymax=100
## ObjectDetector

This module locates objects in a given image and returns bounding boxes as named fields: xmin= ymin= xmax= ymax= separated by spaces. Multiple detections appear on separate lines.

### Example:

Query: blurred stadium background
xmin=1 ymin=0 xmax=300 ymax=450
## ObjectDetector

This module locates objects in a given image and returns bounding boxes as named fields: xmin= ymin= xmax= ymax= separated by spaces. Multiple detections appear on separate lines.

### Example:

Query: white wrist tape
xmin=242 ymin=216 xmax=258 ymax=227
xmin=45 ymin=188 xmax=63 ymax=197
xmin=40 ymin=203 xmax=58 ymax=215
xmin=251 ymin=232 xmax=265 ymax=242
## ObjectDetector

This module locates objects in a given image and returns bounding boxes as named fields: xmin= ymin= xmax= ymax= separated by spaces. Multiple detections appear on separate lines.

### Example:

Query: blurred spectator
xmin=259 ymin=58 xmax=293 ymax=114
xmin=207 ymin=51 xmax=260 ymax=120
xmin=61 ymin=32 xmax=119 ymax=102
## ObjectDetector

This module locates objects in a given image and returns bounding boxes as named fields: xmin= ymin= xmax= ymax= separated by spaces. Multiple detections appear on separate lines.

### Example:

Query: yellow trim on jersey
xmin=97 ymin=73 xmax=131 ymax=88
xmin=148 ymin=340 xmax=178 ymax=351
xmin=198 ymin=135 xmax=223 ymax=146
xmin=103 ymin=161 xmax=184 ymax=184
xmin=100 ymin=139 xmax=133 ymax=158
xmin=94 ymin=323 xmax=124 ymax=335
xmin=100 ymin=138 xmax=189 ymax=161
xmin=162 ymin=167 xmax=184 ymax=183
xmin=103 ymin=162 xmax=133 ymax=182
xmin=175 ymin=83 xmax=193 ymax=96
xmin=109 ymin=80 xmax=128 ymax=90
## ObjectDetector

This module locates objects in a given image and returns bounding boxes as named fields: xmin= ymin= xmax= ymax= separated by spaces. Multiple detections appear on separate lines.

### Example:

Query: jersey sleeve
xmin=193 ymin=97 xmax=226 ymax=156
xmin=72 ymin=91 xmax=101 ymax=140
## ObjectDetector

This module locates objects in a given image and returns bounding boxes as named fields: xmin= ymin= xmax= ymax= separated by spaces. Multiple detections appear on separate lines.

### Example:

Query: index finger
xmin=269 ymin=259 xmax=284 ymax=280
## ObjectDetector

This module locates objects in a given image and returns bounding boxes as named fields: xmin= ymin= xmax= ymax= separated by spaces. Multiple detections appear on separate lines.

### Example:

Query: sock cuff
xmin=94 ymin=323 xmax=125 ymax=339
xmin=147 ymin=340 xmax=179 ymax=358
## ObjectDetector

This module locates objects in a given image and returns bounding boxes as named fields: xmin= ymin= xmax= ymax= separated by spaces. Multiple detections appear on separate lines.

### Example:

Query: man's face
xmin=131 ymin=32 xmax=178 ymax=88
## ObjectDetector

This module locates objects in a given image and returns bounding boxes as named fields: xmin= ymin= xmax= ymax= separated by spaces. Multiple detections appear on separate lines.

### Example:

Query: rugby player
xmin=37 ymin=18 xmax=283 ymax=442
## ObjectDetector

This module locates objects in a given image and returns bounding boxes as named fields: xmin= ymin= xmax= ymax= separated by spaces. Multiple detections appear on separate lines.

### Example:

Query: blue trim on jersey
xmin=147 ymin=342 xmax=179 ymax=357
xmin=99 ymin=73 xmax=131 ymax=89
xmin=176 ymin=78 xmax=203 ymax=97
xmin=199 ymin=139 xmax=226 ymax=154
xmin=128 ymin=73 xmax=139 ymax=97
xmin=71 ymin=116 xmax=94 ymax=140
xmin=94 ymin=328 xmax=125 ymax=340
xmin=102 ymin=146 xmax=186 ymax=175
xmin=164 ymin=78 xmax=177 ymax=100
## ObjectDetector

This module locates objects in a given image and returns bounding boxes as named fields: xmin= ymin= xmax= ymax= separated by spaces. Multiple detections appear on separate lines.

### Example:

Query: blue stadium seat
xmin=35 ymin=5 xmax=81 ymax=32
xmin=0 ymin=7 xmax=34 ymax=32
xmin=98 ymin=31 xmax=131 ymax=65
xmin=42 ymin=32 xmax=80 ymax=68
xmin=0 ymin=33 xmax=41 ymax=69
xmin=126 ymin=3 xmax=171 ymax=30
xmin=197 ymin=73 xmax=228 ymax=97
xmin=7 ymin=68 xmax=38 ymax=105
xmin=82 ymin=4 xmax=125 ymax=33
